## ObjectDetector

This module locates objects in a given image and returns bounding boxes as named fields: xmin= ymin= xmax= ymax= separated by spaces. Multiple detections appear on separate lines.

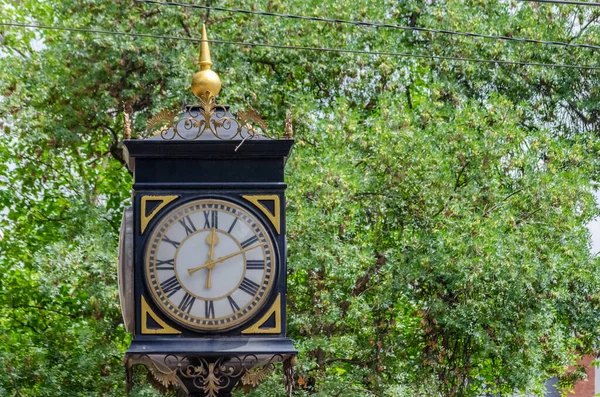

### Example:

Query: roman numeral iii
xmin=246 ymin=260 xmax=265 ymax=270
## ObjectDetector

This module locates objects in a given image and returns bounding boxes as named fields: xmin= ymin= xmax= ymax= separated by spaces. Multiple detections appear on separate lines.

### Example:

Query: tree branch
xmin=351 ymin=252 xmax=387 ymax=297
xmin=482 ymin=188 xmax=524 ymax=217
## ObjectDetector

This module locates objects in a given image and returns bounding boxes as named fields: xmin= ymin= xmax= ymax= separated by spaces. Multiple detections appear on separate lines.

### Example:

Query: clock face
xmin=144 ymin=198 xmax=276 ymax=331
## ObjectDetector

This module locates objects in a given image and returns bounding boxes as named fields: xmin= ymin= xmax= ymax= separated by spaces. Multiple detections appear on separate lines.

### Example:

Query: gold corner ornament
xmin=241 ymin=294 xmax=282 ymax=334
xmin=191 ymin=23 xmax=221 ymax=99
xmin=284 ymin=107 xmax=293 ymax=139
xmin=141 ymin=296 xmax=181 ymax=334
xmin=242 ymin=194 xmax=281 ymax=234
xmin=140 ymin=195 xmax=179 ymax=234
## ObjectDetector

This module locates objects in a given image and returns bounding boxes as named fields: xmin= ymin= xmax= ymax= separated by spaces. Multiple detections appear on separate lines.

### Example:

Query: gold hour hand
xmin=204 ymin=228 xmax=219 ymax=288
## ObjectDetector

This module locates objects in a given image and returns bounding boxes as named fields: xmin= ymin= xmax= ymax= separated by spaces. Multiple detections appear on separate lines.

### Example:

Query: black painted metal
xmin=122 ymin=137 xmax=296 ymax=396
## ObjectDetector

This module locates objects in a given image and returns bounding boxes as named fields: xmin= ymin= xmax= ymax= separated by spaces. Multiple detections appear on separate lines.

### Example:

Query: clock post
xmin=117 ymin=24 xmax=296 ymax=397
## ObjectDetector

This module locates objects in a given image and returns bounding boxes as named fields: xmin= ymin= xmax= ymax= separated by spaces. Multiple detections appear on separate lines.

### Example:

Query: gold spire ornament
xmin=191 ymin=24 xmax=222 ymax=98
xmin=145 ymin=23 xmax=271 ymax=140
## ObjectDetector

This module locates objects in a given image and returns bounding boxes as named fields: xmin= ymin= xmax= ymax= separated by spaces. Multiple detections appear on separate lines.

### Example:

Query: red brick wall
xmin=568 ymin=356 xmax=595 ymax=397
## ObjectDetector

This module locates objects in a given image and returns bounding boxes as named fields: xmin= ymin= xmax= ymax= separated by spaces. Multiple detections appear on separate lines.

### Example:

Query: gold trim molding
xmin=141 ymin=296 xmax=181 ymax=335
xmin=241 ymin=294 xmax=281 ymax=334
xmin=140 ymin=195 xmax=179 ymax=234
xmin=242 ymin=195 xmax=281 ymax=234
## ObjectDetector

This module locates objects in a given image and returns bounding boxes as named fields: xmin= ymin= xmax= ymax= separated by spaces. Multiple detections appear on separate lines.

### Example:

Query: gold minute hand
xmin=187 ymin=243 xmax=262 ymax=276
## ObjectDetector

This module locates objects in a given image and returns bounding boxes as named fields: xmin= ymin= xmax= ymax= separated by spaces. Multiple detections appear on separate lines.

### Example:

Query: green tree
xmin=1 ymin=1 xmax=600 ymax=396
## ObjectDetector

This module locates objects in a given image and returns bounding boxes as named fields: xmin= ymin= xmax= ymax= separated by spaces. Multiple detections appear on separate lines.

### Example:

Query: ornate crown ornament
xmin=145 ymin=24 xmax=282 ymax=142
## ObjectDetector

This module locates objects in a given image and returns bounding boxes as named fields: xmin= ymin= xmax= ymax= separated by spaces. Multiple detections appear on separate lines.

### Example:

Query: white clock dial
xmin=144 ymin=199 xmax=276 ymax=331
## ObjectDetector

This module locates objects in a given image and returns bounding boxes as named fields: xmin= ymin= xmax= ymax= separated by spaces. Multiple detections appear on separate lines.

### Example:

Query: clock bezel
xmin=143 ymin=196 xmax=279 ymax=332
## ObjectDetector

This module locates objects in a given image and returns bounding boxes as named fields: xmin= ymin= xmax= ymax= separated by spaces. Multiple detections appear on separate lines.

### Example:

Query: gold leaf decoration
xmin=239 ymin=364 xmax=274 ymax=391
xmin=203 ymin=363 xmax=222 ymax=397
xmin=147 ymin=362 xmax=180 ymax=392
xmin=238 ymin=107 xmax=268 ymax=136
xmin=199 ymin=91 xmax=216 ymax=124
xmin=146 ymin=108 xmax=178 ymax=133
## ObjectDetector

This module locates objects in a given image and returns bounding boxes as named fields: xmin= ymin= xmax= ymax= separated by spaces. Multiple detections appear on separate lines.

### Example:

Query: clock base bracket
xmin=124 ymin=340 xmax=297 ymax=397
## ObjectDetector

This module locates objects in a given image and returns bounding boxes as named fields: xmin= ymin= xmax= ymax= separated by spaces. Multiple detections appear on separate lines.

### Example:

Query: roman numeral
xmin=246 ymin=260 xmax=265 ymax=270
xmin=227 ymin=295 xmax=240 ymax=313
xmin=240 ymin=235 xmax=259 ymax=249
xmin=205 ymin=300 xmax=215 ymax=319
xmin=179 ymin=215 xmax=196 ymax=236
xmin=178 ymin=293 xmax=195 ymax=314
xmin=160 ymin=276 xmax=182 ymax=298
xmin=239 ymin=277 xmax=260 ymax=296
xmin=161 ymin=235 xmax=180 ymax=249
xmin=156 ymin=258 xmax=175 ymax=270
xmin=227 ymin=217 xmax=238 ymax=234
xmin=203 ymin=210 xmax=218 ymax=229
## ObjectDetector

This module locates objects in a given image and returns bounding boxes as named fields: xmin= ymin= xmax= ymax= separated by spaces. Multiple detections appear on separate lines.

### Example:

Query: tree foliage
xmin=1 ymin=1 xmax=600 ymax=396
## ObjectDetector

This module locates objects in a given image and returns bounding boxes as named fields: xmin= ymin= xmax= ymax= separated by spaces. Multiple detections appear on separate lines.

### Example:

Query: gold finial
xmin=191 ymin=24 xmax=222 ymax=98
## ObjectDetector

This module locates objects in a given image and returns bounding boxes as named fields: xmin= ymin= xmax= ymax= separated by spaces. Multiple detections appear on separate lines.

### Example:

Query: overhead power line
xmin=520 ymin=0 xmax=600 ymax=6
xmin=136 ymin=0 xmax=600 ymax=52
xmin=2 ymin=22 xmax=600 ymax=71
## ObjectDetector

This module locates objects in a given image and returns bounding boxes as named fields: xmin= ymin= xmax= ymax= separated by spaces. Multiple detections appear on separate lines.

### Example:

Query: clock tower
xmin=118 ymin=25 xmax=296 ymax=396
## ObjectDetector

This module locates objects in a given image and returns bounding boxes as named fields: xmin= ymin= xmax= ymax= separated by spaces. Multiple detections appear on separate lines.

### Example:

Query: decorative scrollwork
xmin=126 ymin=353 xmax=289 ymax=396
xmin=145 ymin=93 xmax=272 ymax=141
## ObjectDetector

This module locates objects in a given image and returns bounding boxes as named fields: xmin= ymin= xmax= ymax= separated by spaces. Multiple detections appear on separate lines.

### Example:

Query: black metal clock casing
xmin=121 ymin=139 xmax=296 ymax=357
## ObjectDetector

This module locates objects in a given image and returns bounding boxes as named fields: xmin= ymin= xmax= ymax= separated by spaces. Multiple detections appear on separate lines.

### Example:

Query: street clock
xmin=118 ymin=24 xmax=296 ymax=397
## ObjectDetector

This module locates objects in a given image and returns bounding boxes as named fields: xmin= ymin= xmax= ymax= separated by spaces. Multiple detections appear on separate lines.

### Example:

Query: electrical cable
xmin=136 ymin=0 xmax=600 ymax=52
xmin=520 ymin=0 xmax=600 ymax=6
xmin=2 ymin=22 xmax=600 ymax=70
